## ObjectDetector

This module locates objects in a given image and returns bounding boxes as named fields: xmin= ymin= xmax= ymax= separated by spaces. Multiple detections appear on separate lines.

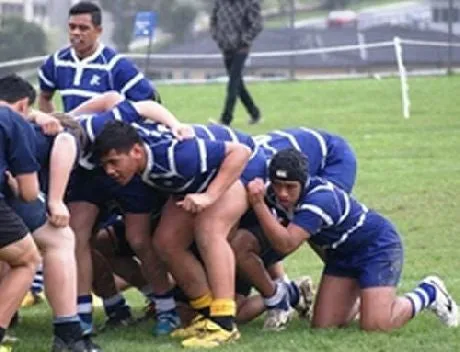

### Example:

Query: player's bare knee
xmin=91 ymin=228 xmax=112 ymax=252
xmin=231 ymin=231 xmax=260 ymax=261
xmin=126 ymin=234 xmax=148 ymax=255
xmin=360 ymin=315 xmax=394 ymax=332
xmin=49 ymin=226 xmax=75 ymax=252
xmin=152 ymin=234 xmax=175 ymax=261
xmin=9 ymin=239 xmax=41 ymax=272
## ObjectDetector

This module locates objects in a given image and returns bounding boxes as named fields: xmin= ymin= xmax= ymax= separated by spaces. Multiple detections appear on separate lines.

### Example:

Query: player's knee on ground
xmin=360 ymin=314 xmax=395 ymax=332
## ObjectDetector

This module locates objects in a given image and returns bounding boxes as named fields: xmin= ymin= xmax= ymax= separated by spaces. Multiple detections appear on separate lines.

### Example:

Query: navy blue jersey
xmin=0 ymin=107 xmax=40 ymax=198
xmin=38 ymin=44 xmax=156 ymax=112
xmin=268 ymin=177 xmax=386 ymax=254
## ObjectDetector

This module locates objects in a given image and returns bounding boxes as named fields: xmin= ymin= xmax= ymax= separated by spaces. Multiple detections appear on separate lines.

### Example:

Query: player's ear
xmin=131 ymin=143 xmax=144 ymax=159
xmin=13 ymin=97 xmax=30 ymax=116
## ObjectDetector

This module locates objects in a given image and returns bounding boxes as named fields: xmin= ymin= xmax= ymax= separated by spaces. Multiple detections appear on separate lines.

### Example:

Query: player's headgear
xmin=269 ymin=148 xmax=309 ymax=188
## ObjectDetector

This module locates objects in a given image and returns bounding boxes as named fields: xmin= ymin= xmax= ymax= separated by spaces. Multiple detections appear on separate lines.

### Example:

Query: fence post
xmin=288 ymin=0 xmax=296 ymax=80
xmin=448 ymin=0 xmax=454 ymax=76
xmin=394 ymin=37 xmax=410 ymax=119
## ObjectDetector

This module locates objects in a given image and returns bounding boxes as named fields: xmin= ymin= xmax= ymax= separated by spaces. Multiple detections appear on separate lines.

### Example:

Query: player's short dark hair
xmin=0 ymin=74 xmax=36 ymax=105
xmin=93 ymin=121 xmax=142 ymax=159
xmin=269 ymin=148 xmax=309 ymax=186
xmin=69 ymin=1 xmax=102 ymax=26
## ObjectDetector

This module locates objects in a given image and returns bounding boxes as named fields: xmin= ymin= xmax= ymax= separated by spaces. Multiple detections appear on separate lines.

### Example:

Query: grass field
xmin=14 ymin=76 xmax=460 ymax=351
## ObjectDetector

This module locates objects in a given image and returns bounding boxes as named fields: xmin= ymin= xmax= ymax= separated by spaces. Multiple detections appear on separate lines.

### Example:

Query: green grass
xmin=15 ymin=75 xmax=460 ymax=351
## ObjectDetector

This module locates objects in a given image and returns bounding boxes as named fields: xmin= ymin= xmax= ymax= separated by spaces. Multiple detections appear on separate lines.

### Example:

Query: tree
xmin=0 ymin=16 xmax=47 ymax=61
xmin=99 ymin=0 xmax=198 ymax=51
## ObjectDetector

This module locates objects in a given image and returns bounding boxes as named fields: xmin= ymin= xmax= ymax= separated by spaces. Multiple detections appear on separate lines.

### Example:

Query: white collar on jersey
xmin=70 ymin=42 xmax=104 ymax=64
xmin=141 ymin=142 xmax=154 ymax=181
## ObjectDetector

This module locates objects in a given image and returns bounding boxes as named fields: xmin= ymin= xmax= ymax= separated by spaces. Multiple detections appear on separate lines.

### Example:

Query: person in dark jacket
xmin=211 ymin=0 xmax=263 ymax=126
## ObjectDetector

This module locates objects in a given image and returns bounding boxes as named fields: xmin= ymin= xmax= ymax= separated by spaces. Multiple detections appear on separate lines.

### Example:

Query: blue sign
xmin=133 ymin=11 xmax=157 ymax=39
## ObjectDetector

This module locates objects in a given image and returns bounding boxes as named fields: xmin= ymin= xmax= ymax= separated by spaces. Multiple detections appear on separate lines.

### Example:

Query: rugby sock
xmin=77 ymin=295 xmax=93 ymax=333
xmin=53 ymin=315 xmax=82 ymax=344
xmin=264 ymin=281 xmax=289 ymax=310
xmin=284 ymin=280 xmax=300 ymax=307
xmin=209 ymin=299 xmax=236 ymax=331
xmin=190 ymin=292 xmax=212 ymax=318
xmin=405 ymin=283 xmax=436 ymax=317
xmin=153 ymin=290 xmax=177 ymax=316
xmin=276 ymin=274 xmax=291 ymax=284
xmin=31 ymin=264 xmax=44 ymax=295
xmin=0 ymin=327 xmax=5 ymax=343
xmin=103 ymin=294 xmax=131 ymax=319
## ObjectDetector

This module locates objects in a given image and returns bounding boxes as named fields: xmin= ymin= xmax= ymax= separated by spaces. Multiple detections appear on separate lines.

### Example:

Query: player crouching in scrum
xmin=246 ymin=148 xmax=458 ymax=331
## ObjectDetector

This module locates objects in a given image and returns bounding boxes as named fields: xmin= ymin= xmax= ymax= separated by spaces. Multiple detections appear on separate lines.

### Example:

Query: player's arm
xmin=6 ymin=171 xmax=39 ymax=203
xmin=14 ymin=173 xmax=39 ymax=202
xmin=47 ymin=132 xmax=78 ymax=227
xmin=5 ymin=117 xmax=40 ymax=202
xmin=38 ymin=91 xmax=56 ymax=113
xmin=38 ymin=56 xmax=57 ymax=113
xmin=69 ymin=91 xmax=125 ymax=115
xmin=206 ymin=142 xmax=251 ymax=202
xmin=178 ymin=141 xmax=251 ymax=213
xmin=113 ymin=58 xmax=156 ymax=101
xmin=131 ymin=101 xmax=194 ymax=140
xmin=27 ymin=110 xmax=63 ymax=135
xmin=247 ymin=179 xmax=310 ymax=255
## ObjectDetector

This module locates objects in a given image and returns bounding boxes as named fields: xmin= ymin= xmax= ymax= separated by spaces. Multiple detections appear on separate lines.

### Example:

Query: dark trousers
xmin=221 ymin=50 xmax=259 ymax=125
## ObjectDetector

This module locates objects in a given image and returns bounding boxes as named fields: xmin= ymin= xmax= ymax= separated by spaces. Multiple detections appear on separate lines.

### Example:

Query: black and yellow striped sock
xmin=209 ymin=299 xmax=236 ymax=331
xmin=190 ymin=292 xmax=213 ymax=318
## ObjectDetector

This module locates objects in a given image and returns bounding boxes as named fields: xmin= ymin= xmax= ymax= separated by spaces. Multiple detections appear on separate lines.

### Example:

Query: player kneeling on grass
xmin=246 ymin=148 xmax=458 ymax=331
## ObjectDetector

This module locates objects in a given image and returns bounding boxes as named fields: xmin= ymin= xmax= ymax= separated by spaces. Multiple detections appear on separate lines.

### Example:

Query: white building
xmin=430 ymin=0 xmax=460 ymax=32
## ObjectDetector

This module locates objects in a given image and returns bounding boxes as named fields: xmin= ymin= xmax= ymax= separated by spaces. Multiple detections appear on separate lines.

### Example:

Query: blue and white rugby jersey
xmin=255 ymin=127 xmax=333 ymax=177
xmin=268 ymin=177 xmax=386 ymax=253
xmin=77 ymin=100 xmax=152 ymax=170
xmin=193 ymin=123 xmax=256 ymax=150
xmin=38 ymin=44 xmax=156 ymax=112
xmin=134 ymin=122 xmax=225 ymax=194
xmin=255 ymin=127 xmax=357 ymax=193
xmin=132 ymin=122 xmax=266 ymax=194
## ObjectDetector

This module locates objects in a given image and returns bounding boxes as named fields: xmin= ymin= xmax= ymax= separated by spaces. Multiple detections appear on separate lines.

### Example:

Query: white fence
xmin=1 ymin=37 xmax=460 ymax=119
